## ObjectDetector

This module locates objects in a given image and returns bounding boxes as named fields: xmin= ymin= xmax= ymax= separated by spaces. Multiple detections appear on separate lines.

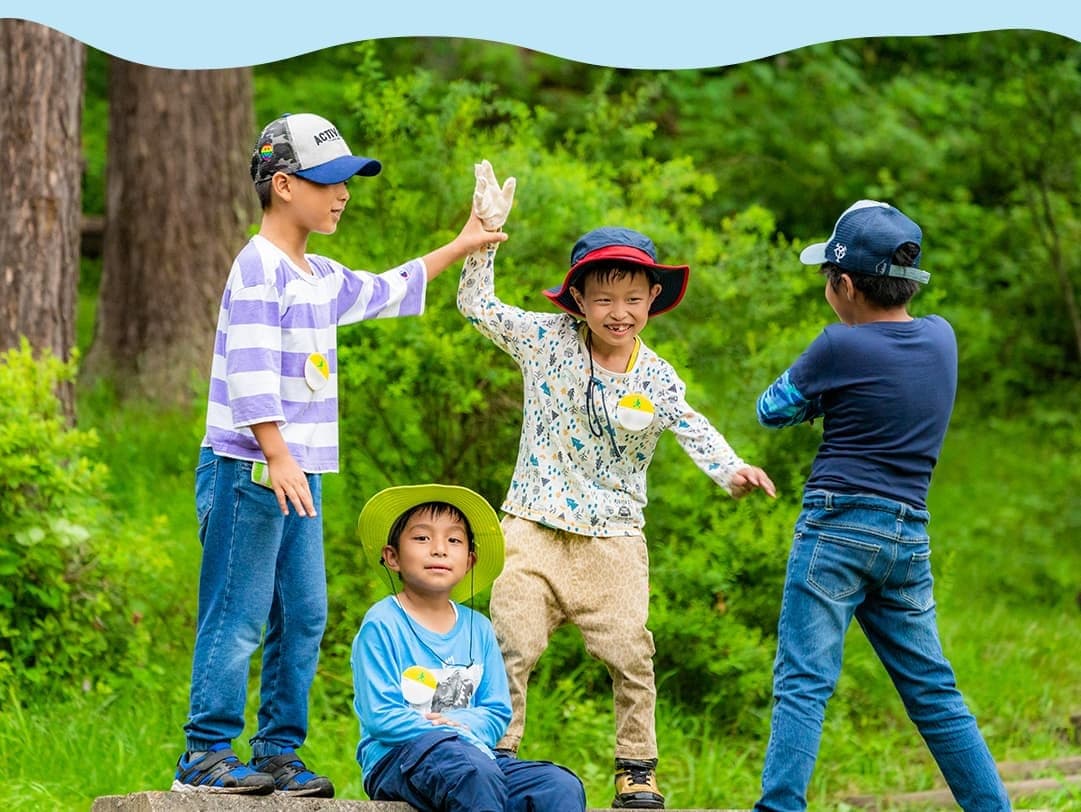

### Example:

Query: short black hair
xmin=570 ymin=262 xmax=660 ymax=295
xmin=386 ymin=501 xmax=476 ymax=553
xmin=254 ymin=179 xmax=273 ymax=210
xmin=822 ymin=242 xmax=922 ymax=308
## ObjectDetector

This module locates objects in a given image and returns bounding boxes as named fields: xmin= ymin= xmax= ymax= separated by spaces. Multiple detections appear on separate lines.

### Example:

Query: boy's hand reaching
xmin=473 ymin=159 xmax=516 ymax=231
xmin=729 ymin=465 xmax=777 ymax=499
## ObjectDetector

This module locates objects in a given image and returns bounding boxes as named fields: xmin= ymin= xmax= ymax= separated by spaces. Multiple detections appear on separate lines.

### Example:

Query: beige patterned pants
xmin=489 ymin=515 xmax=658 ymax=760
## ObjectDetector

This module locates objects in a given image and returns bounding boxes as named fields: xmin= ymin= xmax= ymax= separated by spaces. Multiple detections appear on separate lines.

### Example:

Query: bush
xmin=0 ymin=341 xmax=154 ymax=699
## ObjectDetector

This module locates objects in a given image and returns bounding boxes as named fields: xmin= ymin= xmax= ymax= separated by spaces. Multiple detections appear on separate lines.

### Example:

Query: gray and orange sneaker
xmin=613 ymin=758 xmax=665 ymax=808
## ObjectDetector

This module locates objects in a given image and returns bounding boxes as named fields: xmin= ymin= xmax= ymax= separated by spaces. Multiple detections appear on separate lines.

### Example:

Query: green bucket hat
xmin=357 ymin=484 xmax=505 ymax=603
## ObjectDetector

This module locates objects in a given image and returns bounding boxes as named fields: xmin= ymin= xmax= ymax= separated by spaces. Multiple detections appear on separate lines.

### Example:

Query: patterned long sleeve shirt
xmin=458 ymin=246 xmax=745 ymax=537
xmin=202 ymin=234 xmax=427 ymax=472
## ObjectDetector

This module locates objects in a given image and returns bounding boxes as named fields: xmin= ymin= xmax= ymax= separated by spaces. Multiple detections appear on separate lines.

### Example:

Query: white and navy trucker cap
xmin=250 ymin=113 xmax=381 ymax=185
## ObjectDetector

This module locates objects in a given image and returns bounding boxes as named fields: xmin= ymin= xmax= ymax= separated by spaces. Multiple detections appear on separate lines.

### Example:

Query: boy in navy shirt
xmin=753 ymin=201 xmax=1010 ymax=811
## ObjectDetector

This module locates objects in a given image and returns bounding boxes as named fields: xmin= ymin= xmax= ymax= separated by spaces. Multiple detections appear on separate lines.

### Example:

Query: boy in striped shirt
xmin=173 ymin=113 xmax=504 ymax=796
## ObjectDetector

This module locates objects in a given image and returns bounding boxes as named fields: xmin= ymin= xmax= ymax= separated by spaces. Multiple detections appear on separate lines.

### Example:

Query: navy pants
xmin=364 ymin=730 xmax=586 ymax=812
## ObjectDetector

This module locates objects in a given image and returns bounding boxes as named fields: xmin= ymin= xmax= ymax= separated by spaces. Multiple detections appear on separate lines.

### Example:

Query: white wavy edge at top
xmin=1 ymin=1 xmax=1079 ymax=70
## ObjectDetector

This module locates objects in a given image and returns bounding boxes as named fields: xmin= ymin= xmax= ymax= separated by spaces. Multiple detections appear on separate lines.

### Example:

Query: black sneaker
xmin=613 ymin=758 xmax=665 ymax=809
xmin=171 ymin=744 xmax=275 ymax=794
xmin=251 ymin=751 xmax=335 ymax=797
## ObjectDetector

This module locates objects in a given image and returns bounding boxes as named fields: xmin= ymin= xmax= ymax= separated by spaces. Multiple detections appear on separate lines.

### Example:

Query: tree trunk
xmin=85 ymin=59 xmax=254 ymax=403
xmin=0 ymin=20 xmax=85 ymax=414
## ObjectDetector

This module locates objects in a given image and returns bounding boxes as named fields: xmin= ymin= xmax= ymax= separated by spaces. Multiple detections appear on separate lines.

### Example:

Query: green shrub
xmin=0 ymin=341 xmax=154 ymax=700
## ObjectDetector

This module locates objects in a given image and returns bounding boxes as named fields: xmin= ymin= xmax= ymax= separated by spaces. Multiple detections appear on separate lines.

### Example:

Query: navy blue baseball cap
xmin=250 ymin=113 xmax=382 ymax=185
xmin=799 ymin=200 xmax=930 ymax=283
xmin=544 ymin=226 xmax=690 ymax=317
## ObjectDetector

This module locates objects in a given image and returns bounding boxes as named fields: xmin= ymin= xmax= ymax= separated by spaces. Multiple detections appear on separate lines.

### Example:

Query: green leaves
xmin=0 ymin=341 xmax=155 ymax=701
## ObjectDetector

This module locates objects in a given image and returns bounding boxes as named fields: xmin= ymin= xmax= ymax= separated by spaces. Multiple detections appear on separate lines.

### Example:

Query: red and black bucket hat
xmin=543 ymin=226 xmax=690 ymax=317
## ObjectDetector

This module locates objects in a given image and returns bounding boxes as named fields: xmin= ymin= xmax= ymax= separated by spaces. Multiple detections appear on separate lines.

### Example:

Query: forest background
xmin=1 ymin=25 xmax=1080 ymax=810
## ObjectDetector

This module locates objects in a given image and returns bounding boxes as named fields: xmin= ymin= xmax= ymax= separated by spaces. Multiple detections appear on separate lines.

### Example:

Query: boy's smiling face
xmin=383 ymin=507 xmax=475 ymax=599
xmin=571 ymin=268 xmax=661 ymax=356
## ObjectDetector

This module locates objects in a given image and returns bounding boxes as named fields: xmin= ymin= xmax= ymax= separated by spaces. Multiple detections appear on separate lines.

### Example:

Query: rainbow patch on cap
xmin=259 ymin=142 xmax=274 ymax=160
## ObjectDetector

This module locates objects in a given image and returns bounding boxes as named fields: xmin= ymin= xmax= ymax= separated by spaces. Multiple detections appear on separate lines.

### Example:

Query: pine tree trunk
xmin=0 ymin=20 xmax=85 ymax=414
xmin=85 ymin=59 xmax=255 ymax=404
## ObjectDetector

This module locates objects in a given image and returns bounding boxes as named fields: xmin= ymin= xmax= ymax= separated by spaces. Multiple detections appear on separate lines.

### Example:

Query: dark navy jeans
xmin=184 ymin=447 xmax=326 ymax=757
xmin=363 ymin=730 xmax=586 ymax=812
xmin=756 ymin=490 xmax=1011 ymax=811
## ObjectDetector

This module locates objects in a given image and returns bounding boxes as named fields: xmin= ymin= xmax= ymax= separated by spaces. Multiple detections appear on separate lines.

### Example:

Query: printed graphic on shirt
xmin=401 ymin=663 xmax=482 ymax=714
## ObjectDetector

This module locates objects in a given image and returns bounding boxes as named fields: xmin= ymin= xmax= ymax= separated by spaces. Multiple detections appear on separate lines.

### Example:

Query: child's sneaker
xmin=251 ymin=751 xmax=335 ymax=797
xmin=613 ymin=758 xmax=665 ymax=808
xmin=171 ymin=743 xmax=275 ymax=794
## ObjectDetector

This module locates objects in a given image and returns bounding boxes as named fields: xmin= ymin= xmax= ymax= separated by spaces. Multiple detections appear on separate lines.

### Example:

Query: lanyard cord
xmin=380 ymin=561 xmax=475 ymax=668
xmin=584 ymin=332 xmax=622 ymax=459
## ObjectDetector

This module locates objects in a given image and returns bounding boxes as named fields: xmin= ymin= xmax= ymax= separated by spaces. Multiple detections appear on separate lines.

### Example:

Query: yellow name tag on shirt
xmin=616 ymin=392 xmax=655 ymax=431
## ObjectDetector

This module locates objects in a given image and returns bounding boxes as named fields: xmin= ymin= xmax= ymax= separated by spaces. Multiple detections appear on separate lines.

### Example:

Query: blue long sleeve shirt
xmin=756 ymin=316 xmax=957 ymax=510
xmin=351 ymin=595 xmax=512 ymax=777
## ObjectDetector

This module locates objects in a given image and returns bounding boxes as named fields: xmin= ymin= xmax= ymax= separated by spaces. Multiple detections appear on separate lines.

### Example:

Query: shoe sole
xmin=612 ymin=798 xmax=665 ymax=809
xmin=170 ymin=779 xmax=274 ymax=795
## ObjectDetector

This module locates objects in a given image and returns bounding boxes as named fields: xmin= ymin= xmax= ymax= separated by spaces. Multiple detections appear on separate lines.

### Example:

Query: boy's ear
xmin=466 ymin=550 xmax=477 ymax=572
xmin=381 ymin=545 xmax=400 ymax=573
xmin=570 ymin=286 xmax=585 ymax=310
xmin=270 ymin=171 xmax=293 ymax=203
xmin=648 ymin=282 xmax=662 ymax=304
xmin=839 ymin=273 xmax=857 ymax=301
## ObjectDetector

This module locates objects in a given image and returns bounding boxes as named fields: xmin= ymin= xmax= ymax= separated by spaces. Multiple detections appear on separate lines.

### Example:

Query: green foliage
xmin=0 ymin=342 xmax=165 ymax=700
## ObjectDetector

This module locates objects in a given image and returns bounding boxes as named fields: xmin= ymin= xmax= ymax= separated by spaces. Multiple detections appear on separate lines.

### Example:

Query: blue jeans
xmin=364 ymin=730 xmax=586 ymax=812
xmin=756 ymin=491 xmax=1010 ymax=811
xmin=183 ymin=447 xmax=326 ymax=757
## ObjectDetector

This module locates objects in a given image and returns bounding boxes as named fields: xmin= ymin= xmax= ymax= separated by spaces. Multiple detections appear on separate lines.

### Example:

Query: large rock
xmin=92 ymin=792 xmax=745 ymax=811
xmin=91 ymin=794 xmax=414 ymax=812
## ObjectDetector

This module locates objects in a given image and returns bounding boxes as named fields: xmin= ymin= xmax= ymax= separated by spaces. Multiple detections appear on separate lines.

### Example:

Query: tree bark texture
xmin=0 ymin=21 xmax=84 ymax=381
xmin=86 ymin=59 xmax=255 ymax=403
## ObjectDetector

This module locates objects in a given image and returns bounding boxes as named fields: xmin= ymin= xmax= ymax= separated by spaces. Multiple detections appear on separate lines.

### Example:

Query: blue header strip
xmin=1 ymin=1 xmax=1078 ymax=70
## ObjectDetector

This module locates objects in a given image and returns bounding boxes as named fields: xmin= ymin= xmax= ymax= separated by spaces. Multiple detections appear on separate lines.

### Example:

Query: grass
xmin=2 ymin=382 xmax=1079 ymax=810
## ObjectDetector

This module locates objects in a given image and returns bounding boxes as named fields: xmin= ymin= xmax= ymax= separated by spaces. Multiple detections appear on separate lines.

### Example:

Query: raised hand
xmin=473 ymin=159 xmax=516 ymax=231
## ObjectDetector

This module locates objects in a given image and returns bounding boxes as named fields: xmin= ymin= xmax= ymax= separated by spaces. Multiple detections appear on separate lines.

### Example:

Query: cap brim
xmin=296 ymin=155 xmax=382 ymax=184
xmin=543 ymin=259 xmax=690 ymax=317
xmin=357 ymin=484 xmax=504 ymax=603
xmin=799 ymin=242 xmax=828 ymax=265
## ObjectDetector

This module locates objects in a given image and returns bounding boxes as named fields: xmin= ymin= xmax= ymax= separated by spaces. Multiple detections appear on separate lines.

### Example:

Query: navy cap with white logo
xmin=799 ymin=200 xmax=930 ymax=284
xmin=250 ymin=113 xmax=381 ymax=185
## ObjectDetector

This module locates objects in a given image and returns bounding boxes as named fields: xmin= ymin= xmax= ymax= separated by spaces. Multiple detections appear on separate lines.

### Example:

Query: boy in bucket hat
xmin=753 ymin=201 xmax=1010 ymax=811
xmin=351 ymin=484 xmax=586 ymax=811
xmin=173 ymin=114 xmax=505 ymax=796
xmin=458 ymin=164 xmax=776 ymax=808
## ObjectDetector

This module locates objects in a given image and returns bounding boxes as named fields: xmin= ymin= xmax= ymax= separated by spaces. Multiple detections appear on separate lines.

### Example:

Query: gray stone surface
xmin=91 ymin=792 xmax=746 ymax=811
xmin=91 ymin=794 xmax=415 ymax=812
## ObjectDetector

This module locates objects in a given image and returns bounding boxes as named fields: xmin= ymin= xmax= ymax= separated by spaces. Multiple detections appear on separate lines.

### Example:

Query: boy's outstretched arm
xmin=420 ymin=211 xmax=507 ymax=281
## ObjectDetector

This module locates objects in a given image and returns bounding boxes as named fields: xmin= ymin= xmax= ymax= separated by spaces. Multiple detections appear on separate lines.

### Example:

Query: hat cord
xmin=379 ymin=560 xmax=476 ymax=669
xmin=585 ymin=333 xmax=622 ymax=459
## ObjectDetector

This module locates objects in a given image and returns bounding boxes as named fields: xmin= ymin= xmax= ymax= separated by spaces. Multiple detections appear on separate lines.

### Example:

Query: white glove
xmin=473 ymin=159 xmax=516 ymax=231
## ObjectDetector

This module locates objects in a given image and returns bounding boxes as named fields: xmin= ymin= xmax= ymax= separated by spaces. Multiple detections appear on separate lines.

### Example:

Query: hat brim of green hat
xmin=357 ymin=484 xmax=504 ymax=603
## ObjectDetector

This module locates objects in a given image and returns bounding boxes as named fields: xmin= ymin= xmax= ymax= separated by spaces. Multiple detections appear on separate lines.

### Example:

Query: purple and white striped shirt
xmin=202 ymin=235 xmax=427 ymax=473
